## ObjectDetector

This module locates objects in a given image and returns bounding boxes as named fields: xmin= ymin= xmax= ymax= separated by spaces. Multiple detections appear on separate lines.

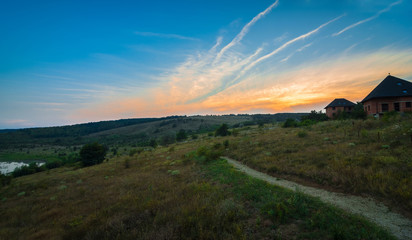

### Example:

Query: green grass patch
xmin=204 ymin=158 xmax=395 ymax=240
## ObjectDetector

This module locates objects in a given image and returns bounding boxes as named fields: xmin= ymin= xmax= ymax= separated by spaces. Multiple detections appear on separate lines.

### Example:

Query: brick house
xmin=361 ymin=75 xmax=412 ymax=116
xmin=324 ymin=98 xmax=356 ymax=118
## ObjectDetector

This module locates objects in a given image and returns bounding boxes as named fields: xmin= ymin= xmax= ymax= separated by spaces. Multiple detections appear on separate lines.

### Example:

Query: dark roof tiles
xmin=362 ymin=75 xmax=412 ymax=102
xmin=325 ymin=98 xmax=356 ymax=109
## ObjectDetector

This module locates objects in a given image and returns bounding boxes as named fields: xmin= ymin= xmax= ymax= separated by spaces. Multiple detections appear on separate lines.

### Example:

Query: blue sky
xmin=1 ymin=0 xmax=412 ymax=129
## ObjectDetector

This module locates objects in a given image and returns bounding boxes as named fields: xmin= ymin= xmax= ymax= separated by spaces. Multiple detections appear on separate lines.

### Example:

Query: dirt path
xmin=221 ymin=157 xmax=412 ymax=240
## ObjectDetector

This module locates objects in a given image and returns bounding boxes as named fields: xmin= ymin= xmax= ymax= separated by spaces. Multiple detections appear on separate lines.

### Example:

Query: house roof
xmin=362 ymin=75 xmax=412 ymax=103
xmin=324 ymin=98 xmax=356 ymax=109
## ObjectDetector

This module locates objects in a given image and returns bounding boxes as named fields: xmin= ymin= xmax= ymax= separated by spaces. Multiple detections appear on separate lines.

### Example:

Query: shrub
xmin=282 ymin=118 xmax=298 ymax=128
xmin=297 ymin=131 xmax=307 ymax=138
xmin=149 ymin=139 xmax=158 ymax=148
xmin=45 ymin=160 xmax=63 ymax=169
xmin=196 ymin=146 xmax=222 ymax=162
xmin=79 ymin=142 xmax=108 ymax=167
xmin=301 ymin=110 xmax=328 ymax=122
xmin=0 ymin=174 xmax=12 ymax=186
xmin=176 ymin=129 xmax=188 ymax=141
xmin=382 ymin=111 xmax=399 ymax=122
xmin=223 ymin=140 xmax=229 ymax=148
xmin=12 ymin=162 xmax=45 ymax=177
xmin=215 ymin=124 xmax=230 ymax=136
xmin=124 ymin=158 xmax=131 ymax=169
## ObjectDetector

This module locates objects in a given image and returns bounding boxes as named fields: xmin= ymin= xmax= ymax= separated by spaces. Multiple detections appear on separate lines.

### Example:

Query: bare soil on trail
xmin=222 ymin=157 xmax=412 ymax=240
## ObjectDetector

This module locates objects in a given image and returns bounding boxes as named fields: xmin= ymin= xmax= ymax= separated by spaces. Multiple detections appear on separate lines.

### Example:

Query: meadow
xmin=225 ymin=114 xmax=412 ymax=213
xmin=1 ymin=113 xmax=411 ymax=239
xmin=0 ymin=138 xmax=395 ymax=239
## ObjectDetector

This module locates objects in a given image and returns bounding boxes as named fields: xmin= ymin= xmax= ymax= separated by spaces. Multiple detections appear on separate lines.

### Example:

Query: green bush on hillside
xmin=215 ymin=124 xmax=230 ymax=137
xmin=79 ymin=142 xmax=108 ymax=167
xmin=176 ymin=129 xmax=188 ymax=141
xmin=0 ymin=173 xmax=12 ymax=186
xmin=282 ymin=118 xmax=299 ymax=128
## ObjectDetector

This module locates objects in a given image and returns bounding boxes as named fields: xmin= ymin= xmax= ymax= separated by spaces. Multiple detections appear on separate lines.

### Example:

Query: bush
xmin=12 ymin=162 xmax=45 ymax=177
xmin=215 ymin=124 xmax=230 ymax=137
xmin=196 ymin=146 xmax=222 ymax=162
xmin=0 ymin=173 xmax=12 ymax=186
xmin=282 ymin=118 xmax=298 ymax=128
xmin=80 ymin=142 xmax=108 ymax=167
xmin=176 ymin=129 xmax=188 ymax=141
xmin=301 ymin=110 xmax=328 ymax=122
xmin=149 ymin=139 xmax=158 ymax=148
xmin=297 ymin=131 xmax=307 ymax=138
xmin=45 ymin=160 xmax=63 ymax=169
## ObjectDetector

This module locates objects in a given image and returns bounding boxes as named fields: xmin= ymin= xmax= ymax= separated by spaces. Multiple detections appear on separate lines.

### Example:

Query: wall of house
xmin=325 ymin=106 xmax=353 ymax=118
xmin=363 ymin=96 xmax=412 ymax=115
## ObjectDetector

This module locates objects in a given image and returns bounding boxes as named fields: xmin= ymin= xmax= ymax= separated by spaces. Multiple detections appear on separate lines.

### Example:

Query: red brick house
xmin=324 ymin=98 xmax=356 ymax=118
xmin=361 ymin=75 xmax=412 ymax=116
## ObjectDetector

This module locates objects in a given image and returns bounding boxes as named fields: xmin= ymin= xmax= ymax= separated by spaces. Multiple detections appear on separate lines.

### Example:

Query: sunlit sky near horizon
xmin=1 ymin=0 xmax=412 ymax=129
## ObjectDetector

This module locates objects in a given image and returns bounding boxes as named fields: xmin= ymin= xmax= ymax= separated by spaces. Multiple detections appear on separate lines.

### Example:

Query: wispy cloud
xmin=134 ymin=31 xmax=199 ymax=41
xmin=281 ymin=42 xmax=313 ymax=62
xmin=214 ymin=0 xmax=279 ymax=62
xmin=74 ymin=48 xmax=412 ymax=121
xmin=218 ymin=15 xmax=343 ymax=90
xmin=154 ymin=13 xmax=345 ymax=107
xmin=333 ymin=0 xmax=402 ymax=36
xmin=244 ymin=15 xmax=343 ymax=72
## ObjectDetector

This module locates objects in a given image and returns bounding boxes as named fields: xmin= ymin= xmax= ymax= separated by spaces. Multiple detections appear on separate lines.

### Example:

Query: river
xmin=0 ymin=161 xmax=45 ymax=175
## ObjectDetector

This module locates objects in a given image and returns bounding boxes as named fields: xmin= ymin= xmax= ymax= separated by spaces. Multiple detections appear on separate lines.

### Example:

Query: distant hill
xmin=0 ymin=113 xmax=307 ymax=148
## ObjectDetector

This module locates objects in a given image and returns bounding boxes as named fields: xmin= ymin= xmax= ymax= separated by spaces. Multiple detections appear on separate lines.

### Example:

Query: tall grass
xmin=226 ymin=115 xmax=412 ymax=212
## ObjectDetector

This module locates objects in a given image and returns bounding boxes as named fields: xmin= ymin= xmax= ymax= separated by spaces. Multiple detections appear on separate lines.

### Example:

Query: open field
xmin=224 ymin=114 xmax=412 ymax=213
xmin=0 ymin=139 xmax=395 ymax=239
xmin=1 ymin=113 xmax=411 ymax=239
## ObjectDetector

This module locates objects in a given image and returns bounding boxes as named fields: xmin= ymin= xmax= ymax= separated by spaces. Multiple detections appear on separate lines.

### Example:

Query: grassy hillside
xmin=0 ymin=140 xmax=394 ymax=239
xmin=0 ymin=113 xmax=306 ymax=151
xmin=225 ymin=114 xmax=412 ymax=213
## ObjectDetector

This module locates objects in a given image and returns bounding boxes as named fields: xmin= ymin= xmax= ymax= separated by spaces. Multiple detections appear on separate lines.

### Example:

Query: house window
xmin=368 ymin=105 xmax=371 ymax=111
xmin=332 ymin=107 xmax=335 ymax=110
xmin=394 ymin=102 xmax=400 ymax=112
xmin=403 ymin=90 xmax=408 ymax=94
xmin=381 ymin=103 xmax=388 ymax=112
xmin=406 ymin=102 xmax=411 ymax=108
xmin=397 ymin=82 xmax=402 ymax=86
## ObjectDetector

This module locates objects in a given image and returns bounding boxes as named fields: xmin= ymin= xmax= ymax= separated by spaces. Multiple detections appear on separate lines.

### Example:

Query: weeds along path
xmin=221 ymin=157 xmax=412 ymax=240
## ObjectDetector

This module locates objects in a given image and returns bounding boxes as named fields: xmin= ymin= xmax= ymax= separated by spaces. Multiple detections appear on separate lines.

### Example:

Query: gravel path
xmin=222 ymin=157 xmax=412 ymax=240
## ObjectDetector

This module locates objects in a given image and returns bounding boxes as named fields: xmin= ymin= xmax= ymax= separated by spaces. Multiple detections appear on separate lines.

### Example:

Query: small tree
xmin=176 ymin=129 xmax=188 ymax=141
xmin=301 ymin=110 xmax=328 ymax=122
xmin=282 ymin=118 xmax=298 ymax=128
xmin=149 ymin=139 xmax=158 ymax=148
xmin=215 ymin=123 xmax=230 ymax=137
xmin=352 ymin=102 xmax=367 ymax=120
xmin=80 ymin=142 xmax=107 ymax=166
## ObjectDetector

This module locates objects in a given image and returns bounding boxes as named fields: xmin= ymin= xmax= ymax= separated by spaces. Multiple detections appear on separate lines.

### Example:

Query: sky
xmin=1 ymin=0 xmax=412 ymax=129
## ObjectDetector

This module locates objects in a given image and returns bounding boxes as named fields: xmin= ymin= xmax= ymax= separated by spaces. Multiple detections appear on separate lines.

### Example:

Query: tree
xmin=80 ymin=142 xmax=107 ymax=166
xmin=301 ymin=110 xmax=328 ymax=122
xmin=149 ymin=139 xmax=158 ymax=148
xmin=352 ymin=102 xmax=367 ymax=120
xmin=176 ymin=129 xmax=188 ymax=141
xmin=282 ymin=118 xmax=298 ymax=128
xmin=215 ymin=123 xmax=230 ymax=136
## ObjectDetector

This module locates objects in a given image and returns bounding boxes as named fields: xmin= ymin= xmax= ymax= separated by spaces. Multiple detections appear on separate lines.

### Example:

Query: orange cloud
xmin=70 ymin=47 xmax=412 ymax=120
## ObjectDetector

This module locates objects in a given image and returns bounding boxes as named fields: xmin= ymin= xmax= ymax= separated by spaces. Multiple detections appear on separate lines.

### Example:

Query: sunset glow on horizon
xmin=1 ymin=0 xmax=412 ymax=128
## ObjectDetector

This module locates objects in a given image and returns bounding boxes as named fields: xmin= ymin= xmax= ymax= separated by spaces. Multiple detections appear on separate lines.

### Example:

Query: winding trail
xmin=221 ymin=157 xmax=412 ymax=240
